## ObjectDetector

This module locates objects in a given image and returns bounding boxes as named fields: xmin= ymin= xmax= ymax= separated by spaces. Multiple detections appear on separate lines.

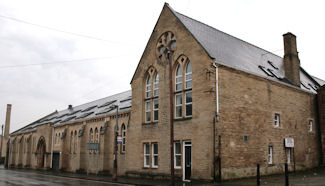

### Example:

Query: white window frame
xmin=175 ymin=93 xmax=182 ymax=119
xmin=152 ymin=143 xmax=158 ymax=168
xmin=144 ymin=143 xmax=150 ymax=167
xmin=153 ymin=99 xmax=159 ymax=121
xmin=153 ymin=73 xmax=159 ymax=97
xmin=185 ymin=61 xmax=192 ymax=89
xmin=174 ymin=141 xmax=182 ymax=169
xmin=287 ymin=148 xmax=291 ymax=164
xmin=185 ymin=91 xmax=192 ymax=117
xmin=145 ymin=76 xmax=152 ymax=98
xmin=309 ymin=120 xmax=313 ymax=132
xmin=274 ymin=113 xmax=280 ymax=127
xmin=175 ymin=64 xmax=183 ymax=91
xmin=268 ymin=146 xmax=273 ymax=164
xmin=145 ymin=100 xmax=152 ymax=123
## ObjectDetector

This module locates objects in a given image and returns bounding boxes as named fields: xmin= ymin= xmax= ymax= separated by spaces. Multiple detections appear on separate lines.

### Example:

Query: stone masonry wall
xmin=127 ymin=5 xmax=216 ymax=181
xmin=217 ymin=65 xmax=319 ymax=180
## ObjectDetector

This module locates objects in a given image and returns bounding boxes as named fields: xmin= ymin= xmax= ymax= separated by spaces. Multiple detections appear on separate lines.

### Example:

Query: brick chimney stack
xmin=283 ymin=32 xmax=301 ymax=86
xmin=4 ymin=104 xmax=11 ymax=140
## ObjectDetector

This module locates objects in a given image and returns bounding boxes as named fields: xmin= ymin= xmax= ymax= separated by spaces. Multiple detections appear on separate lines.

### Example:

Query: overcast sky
xmin=1 ymin=0 xmax=324 ymax=133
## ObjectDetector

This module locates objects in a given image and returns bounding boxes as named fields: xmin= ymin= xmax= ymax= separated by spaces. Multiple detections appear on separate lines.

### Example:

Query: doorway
xmin=52 ymin=152 xmax=60 ymax=171
xmin=36 ymin=137 xmax=46 ymax=168
xmin=183 ymin=141 xmax=192 ymax=181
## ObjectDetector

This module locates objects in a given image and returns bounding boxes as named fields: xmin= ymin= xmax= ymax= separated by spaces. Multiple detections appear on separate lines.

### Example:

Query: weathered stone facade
xmin=4 ymin=3 xmax=324 ymax=182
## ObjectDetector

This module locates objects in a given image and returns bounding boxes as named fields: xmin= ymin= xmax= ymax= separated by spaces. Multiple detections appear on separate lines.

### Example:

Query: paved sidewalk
xmin=1 ymin=164 xmax=325 ymax=185
xmin=225 ymin=166 xmax=325 ymax=186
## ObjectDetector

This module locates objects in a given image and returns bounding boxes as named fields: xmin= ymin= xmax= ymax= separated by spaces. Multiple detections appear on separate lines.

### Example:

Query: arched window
xmin=58 ymin=133 xmax=60 ymax=144
xmin=55 ymin=133 xmax=57 ymax=144
xmin=174 ymin=55 xmax=193 ymax=118
xmin=95 ymin=128 xmax=99 ymax=143
xmin=175 ymin=63 xmax=182 ymax=91
xmin=121 ymin=124 xmax=126 ymax=152
xmin=185 ymin=61 xmax=192 ymax=89
xmin=74 ymin=130 xmax=77 ymax=153
xmin=144 ymin=67 xmax=159 ymax=123
xmin=89 ymin=128 xmax=93 ymax=142
xmin=89 ymin=128 xmax=93 ymax=154
xmin=70 ymin=131 xmax=73 ymax=154
xmin=145 ymin=75 xmax=152 ymax=98
xmin=153 ymin=73 xmax=159 ymax=97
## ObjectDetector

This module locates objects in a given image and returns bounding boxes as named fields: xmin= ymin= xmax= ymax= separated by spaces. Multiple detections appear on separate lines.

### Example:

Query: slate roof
xmin=11 ymin=5 xmax=324 ymax=135
xmin=11 ymin=90 xmax=131 ymax=135
xmin=167 ymin=4 xmax=322 ymax=93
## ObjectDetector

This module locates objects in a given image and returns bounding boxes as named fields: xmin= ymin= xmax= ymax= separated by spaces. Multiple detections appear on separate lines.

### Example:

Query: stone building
xmin=4 ymin=4 xmax=325 ymax=181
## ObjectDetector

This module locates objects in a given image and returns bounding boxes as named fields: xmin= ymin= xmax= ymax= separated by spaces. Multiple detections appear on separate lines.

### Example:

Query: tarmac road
xmin=0 ymin=168 xmax=132 ymax=186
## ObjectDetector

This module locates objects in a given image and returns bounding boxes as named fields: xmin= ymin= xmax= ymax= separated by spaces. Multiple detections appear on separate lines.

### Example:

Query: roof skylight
xmin=258 ymin=65 xmax=274 ymax=77
xmin=267 ymin=61 xmax=279 ymax=70
xmin=82 ymin=106 xmax=97 ymax=112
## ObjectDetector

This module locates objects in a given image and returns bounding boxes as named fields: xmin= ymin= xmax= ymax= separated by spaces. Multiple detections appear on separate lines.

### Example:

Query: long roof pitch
xmin=12 ymin=90 xmax=131 ymax=135
xmin=166 ymin=4 xmax=323 ymax=92
xmin=11 ymin=4 xmax=324 ymax=135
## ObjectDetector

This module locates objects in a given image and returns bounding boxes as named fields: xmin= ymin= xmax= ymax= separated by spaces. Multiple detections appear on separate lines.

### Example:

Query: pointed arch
xmin=121 ymin=124 xmax=126 ymax=152
xmin=70 ymin=131 xmax=73 ymax=154
xmin=175 ymin=63 xmax=183 ymax=91
xmin=36 ymin=136 xmax=46 ymax=168
xmin=174 ymin=54 xmax=193 ymax=118
xmin=145 ymin=74 xmax=152 ymax=99
xmin=74 ymin=130 xmax=77 ymax=153
xmin=153 ymin=72 xmax=159 ymax=97
xmin=185 ymin=60 xmax=192 ymax=89
xmin=89 ymin=128 xmax=93 ymax=142
xmin=144 ymin=66 xmax=159 ymax=123
xmin=95 ymin=128 xmax=99 ymax=143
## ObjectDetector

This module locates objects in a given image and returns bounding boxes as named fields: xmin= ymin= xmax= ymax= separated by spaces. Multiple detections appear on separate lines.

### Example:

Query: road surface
xmin=0 ymin=168 xmax=132 ymax=186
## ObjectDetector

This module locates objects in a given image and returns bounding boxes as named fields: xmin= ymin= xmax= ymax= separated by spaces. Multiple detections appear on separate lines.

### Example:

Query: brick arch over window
xmin=144 ymin=66 xmax=159 ymax=123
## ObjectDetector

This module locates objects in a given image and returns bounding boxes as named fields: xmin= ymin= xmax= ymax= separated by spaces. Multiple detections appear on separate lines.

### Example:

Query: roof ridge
xmin=173 ymin=10 xmax=283 ymax=60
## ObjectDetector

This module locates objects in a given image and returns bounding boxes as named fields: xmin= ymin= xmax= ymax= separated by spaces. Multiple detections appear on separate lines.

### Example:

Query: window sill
xmin=174 ymin=117 xmax=192 ymax=122
xmin=143 ymin=166 xmax=150 ymax=169
xmin=273 ymin=126 xmax=282 ymax=129
xmin=152 ymin=166 xmax=158 ymax=169
xmin=142 ymin=122 xmax=158 ymax=126
xmin=174 ymin=88 xmax=192 ymax=94
xmin=144 ymin=96 xmax=158 ymax=101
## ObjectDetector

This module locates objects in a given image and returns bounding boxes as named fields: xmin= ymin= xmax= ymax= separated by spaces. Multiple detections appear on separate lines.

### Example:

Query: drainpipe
xmin=212 ymin=60 xmax=220 ymax=182
xmin=50 ymin=126 xmax=54 ymax=169
xmin=168 ymin=50 xmax=175 ymax=186
xmin=212 ymin=60 xmax=219 ymax=120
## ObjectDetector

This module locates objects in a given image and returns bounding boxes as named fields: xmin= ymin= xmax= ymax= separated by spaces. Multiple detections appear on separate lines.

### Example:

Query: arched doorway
xmin=36 ymin=137 xmax=46 ymax=168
